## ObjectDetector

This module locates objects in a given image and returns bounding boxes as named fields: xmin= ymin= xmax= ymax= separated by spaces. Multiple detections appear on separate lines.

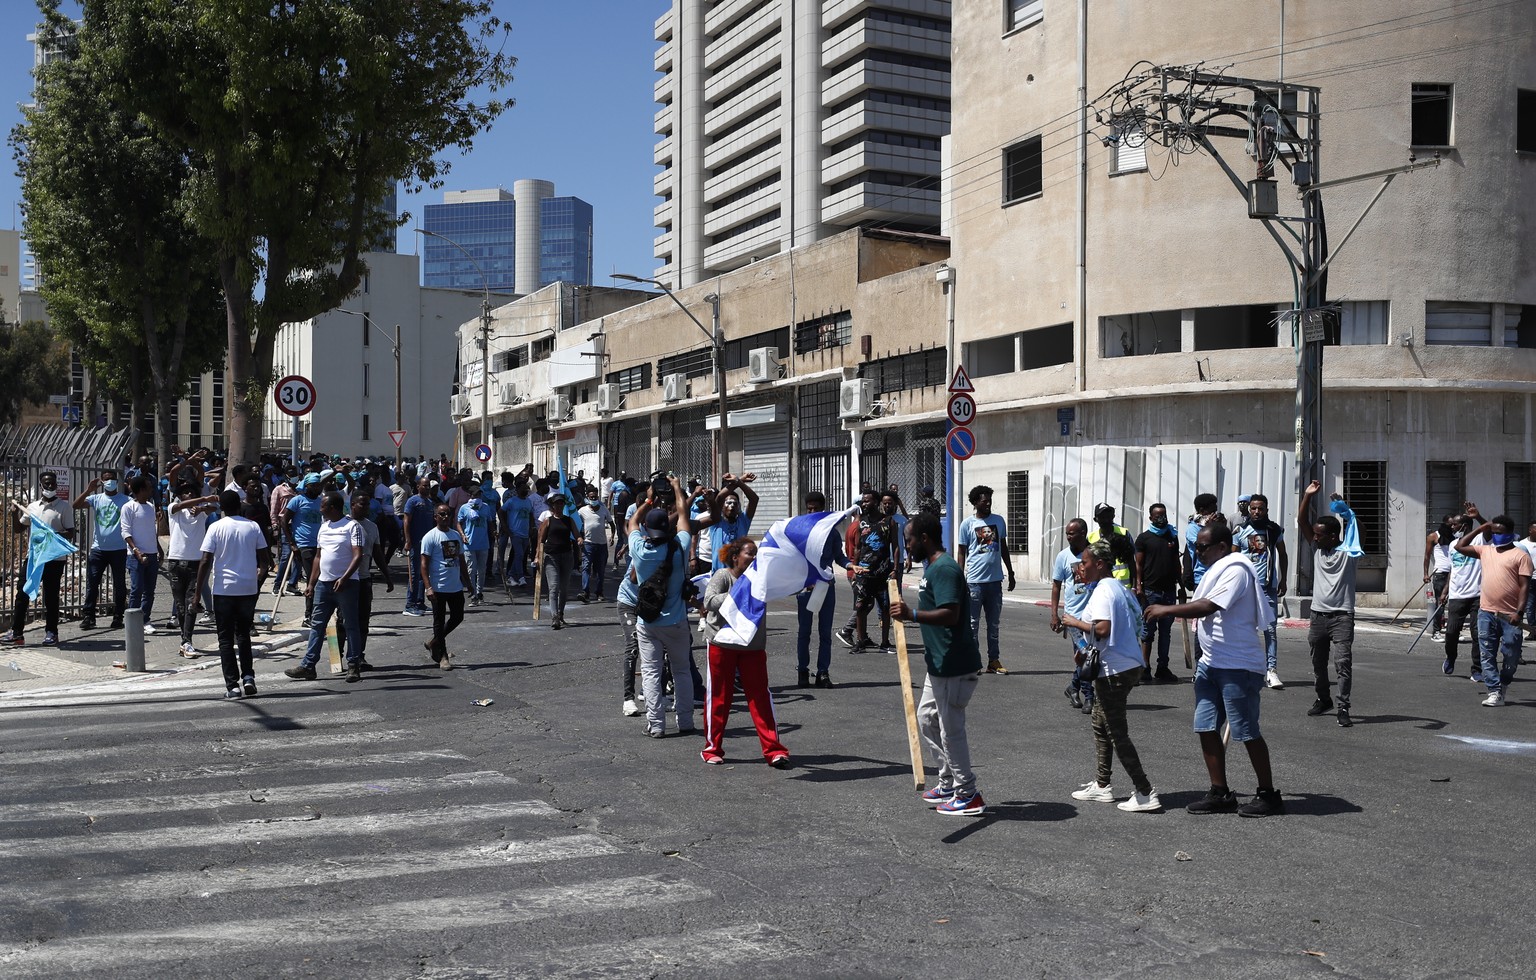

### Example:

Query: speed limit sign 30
xmin=946 ymin=392 xmax=976 ymax=427
xmin=275 ymin=375 xmax=317 ymax=417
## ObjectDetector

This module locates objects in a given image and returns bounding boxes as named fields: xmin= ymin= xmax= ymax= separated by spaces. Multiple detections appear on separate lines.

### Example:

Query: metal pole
xmin=709 ymin=293 xmax=727 ymax=482
xmin=480 ymin=298 xmax=491 ymax=454
xmin=394 ymin=323 xmax=403 ymax=470
xmin=123 ymin=607 xmax=145 ymax=672
xmin=291 ymin=415 xmax=298 ymax=468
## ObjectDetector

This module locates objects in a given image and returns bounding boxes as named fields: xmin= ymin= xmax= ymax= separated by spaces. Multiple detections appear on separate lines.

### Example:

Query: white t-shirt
xmin=1518 ymin=538 xmax=1536 ymax=579
xmin=1192 ymin=552 xmax=1267 ymax=672
xmin=1448 ymin=535 xmax=1484 ymax=600
xmin=357 ymin=517 xmax=380 ymax=579
xmin=1431 ymin=541 xmax=1453 ymax=574
xmin=119 ymin=499 xmax=160 ymax=555
xmin=317 ymin=517 xmax=365 ymax=582
xmin=1084 ymin=578 xmax=1146 ymax=675
xmin=200 ymin=516 xmax=268 ymax=596
xmin=167 ymin=503 xmax=212 ymax=560
xmin=578 ymin=503 xmax=609 ymax=547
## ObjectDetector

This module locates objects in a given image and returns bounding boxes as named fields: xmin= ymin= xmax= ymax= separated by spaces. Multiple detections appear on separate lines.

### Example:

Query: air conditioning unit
xmin=663 ymin=372 xmax=688 ymax=403
xmin=547 ymin=394 xmax=572 ymax=421
xmin=497 ymin=382 xmax=518 ymax=406
xmin=839 ymin=379 xmax=874 ymax=420
xmin=450 ymin=394 xmax=472 ymax=418
xmin=596 ymin=383 xmax=622 ymax=414
xmin=747 ymin=347 xmax=780 ymax=384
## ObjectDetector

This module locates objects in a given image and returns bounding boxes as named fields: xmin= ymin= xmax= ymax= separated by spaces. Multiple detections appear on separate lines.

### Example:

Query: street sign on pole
xmin=474 ymin=443 xmax=493 ymax=463
xmin=274 ymin=375 xmax=317 ymax=417
xmin=945 ymin=425 xmax=976 ymax=461
xmin=946 ymin=392 xmax=976 ymax=427
xmin=388 ymin=430 xmax=407 ymax=449
xmin=947 ymin=365 xmax=975 ymax=393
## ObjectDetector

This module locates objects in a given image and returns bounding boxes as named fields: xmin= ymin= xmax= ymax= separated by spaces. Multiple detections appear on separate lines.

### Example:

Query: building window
xmin=1109 ymin=117 xmax=1147 ymax=175
xmin=965 ymin=334 xmax=1017 ymax=377
xmin=724 ymin=326 xmax=790 ymax=371
xmin=211 ymin=372 xmax=224 ymax=438
xmin=362 ymin=415 xmax=370 ymax=442
xmin=1426 ymin=461 xmax=1466 ymax=531
xmin=1101 ymin=310 xmax=1180 ymax=358
xmin=188 ymin=375 xmax=202 ymax=440
xmin=362 ymin=319 xmax=369 ymax=347
xmin=1425 ymin=301 xmax=1493 ymax=346
xmin=532 ymin=337 xmax=554 ymax=363
xmin=363 ymin=363 xmax=370 ymax=398
xmin=1342 ymin=461 xmax=1387 ymax=556
xmin=1007 ymin=0 xmax=1044 ymax=32
xmin=1506 ymin=462 xmax=1536 ymax=528
xmin=1021 ymin=323 xmax=1074 ymax=368
xmin=604 ymin=363 xmax=652 ymax=395
xmin=1003 ymin=136 xmax=1043 ymax=204
xmin=493 ymin=346 xmax=530 ymax=372
xmin=1007 ymin=471 xmax=1029 ymax=555
xmin=1411 ymin=83 xmax=1453 ymax=147
xmin=1338 ymin=301 xmax=1390 ymax=345
xmin=794 ymin=310 xmax=852 ymax=354
xmin=1520 ymin=89 xmax=1536 ymax=154
xmin=798 ymin=380 xmax=843 ymax=452
xmin=1194 ymin=304 xmax=1281 ymax=350
xmin=658 ymin=347 xmax=714 ymax=381
xmin=860 ymin=347 xmax=946 ymax=395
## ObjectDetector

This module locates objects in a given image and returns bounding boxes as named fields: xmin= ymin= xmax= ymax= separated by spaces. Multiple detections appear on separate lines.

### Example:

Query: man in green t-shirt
xmin=892 ymin=513 xmax=984 ymax=816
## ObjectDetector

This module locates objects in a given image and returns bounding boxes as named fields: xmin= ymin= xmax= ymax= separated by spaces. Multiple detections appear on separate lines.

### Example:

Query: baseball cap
xmin=300 ymin=473 xmax=322 ymax=489
xmin=642 ymin=508 xmax=671 ymax=541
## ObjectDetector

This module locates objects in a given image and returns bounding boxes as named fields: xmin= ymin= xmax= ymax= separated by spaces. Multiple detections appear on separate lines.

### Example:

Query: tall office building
xmin=652 ymin=1 xmax=951 ymax=288
xmin=421 ymin=183 xmax=593 ymax=295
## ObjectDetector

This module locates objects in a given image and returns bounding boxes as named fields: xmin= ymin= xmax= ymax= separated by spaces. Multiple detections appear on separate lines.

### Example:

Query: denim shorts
xmin=1192 ymin=663 xmax=1264 ymax=742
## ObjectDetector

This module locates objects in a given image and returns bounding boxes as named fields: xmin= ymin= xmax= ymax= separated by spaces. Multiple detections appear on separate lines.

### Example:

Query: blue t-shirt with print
xmin=502 ymin=493 xmax=532 ymax=538
xmin=87 ymin=492 xmax=131 ymax=551
xmin=1052 ymin=545 xmax=1093 ymax=618
xmin=457 ymin=500 xmax=492 ymax=552
xmin=625 ymin=528 xmax=692 ymax=626
xmin=421 ymin=527 xmax=465 ymax=593
xmin=286 ymin=494 xmax=324 ymax=548
xmin=706 ymin=515 xmax=752 ymax=572
xmin=959 ymin=514 xmax=1008 ymax=583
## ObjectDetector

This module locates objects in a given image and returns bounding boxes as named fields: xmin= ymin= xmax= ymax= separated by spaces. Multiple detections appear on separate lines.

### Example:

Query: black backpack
xmin=633 ymin=538 xmax=680 ymax=623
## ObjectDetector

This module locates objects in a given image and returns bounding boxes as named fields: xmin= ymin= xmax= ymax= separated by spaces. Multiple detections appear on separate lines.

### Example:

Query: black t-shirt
xmin=542 ymin=515 xmax=576 ymax=555
xmin=1134 ymin=528 xmax=1181 ymax=590
xmin=857 ymin=514 xmax=897 ymax=579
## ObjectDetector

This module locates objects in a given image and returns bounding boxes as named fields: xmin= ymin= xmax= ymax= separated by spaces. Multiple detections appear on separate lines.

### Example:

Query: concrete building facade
xmin=266 ymin=252 xmax=486 ymax=459
xmin=943 ymin=1 xmax=1536 ymax=606
xmin=0 ymin=230 xmax=19 ymax=324
xmin=652 ymin=0 xmax=951 ymax=287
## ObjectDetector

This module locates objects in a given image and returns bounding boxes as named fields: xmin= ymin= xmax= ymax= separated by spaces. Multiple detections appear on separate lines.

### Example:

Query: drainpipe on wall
xmin=1075 ymin=0 xmax=1088 ymax=395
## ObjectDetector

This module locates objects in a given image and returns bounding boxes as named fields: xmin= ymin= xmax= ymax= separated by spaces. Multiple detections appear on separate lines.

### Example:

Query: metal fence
xmin=1 ymin=423 xmax=140 ymax=623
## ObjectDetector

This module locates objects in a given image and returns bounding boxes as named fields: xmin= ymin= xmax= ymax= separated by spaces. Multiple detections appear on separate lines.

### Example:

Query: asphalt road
xmin=0 ymin=573 xmax=1530 ymax=979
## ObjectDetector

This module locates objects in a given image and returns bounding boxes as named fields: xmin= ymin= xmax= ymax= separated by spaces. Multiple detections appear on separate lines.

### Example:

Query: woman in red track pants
xmin=700 ymin=538 xmax=789 ymax=768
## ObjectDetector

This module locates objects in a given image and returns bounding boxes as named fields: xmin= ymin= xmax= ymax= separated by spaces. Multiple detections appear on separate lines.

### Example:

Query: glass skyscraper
xmin=422 ymin=185 xmax=593 ymax=294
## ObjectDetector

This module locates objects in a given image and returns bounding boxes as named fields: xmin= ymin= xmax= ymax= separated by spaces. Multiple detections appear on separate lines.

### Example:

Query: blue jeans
xmin=508 ymin=534 xmax=530 ymax=582
xmin=1262 ymin=586 xmax=1279 ymax=673
xmin=796 ymin=584 xmax=835 ymax=673
xmin=1140 ymin=588 xmax=1176 ymax=669
xmin=82 ymin=547 xmax=128 ymax=618
xmin=126 ymin=551 xmax=159 ymax=621
xmin=300 ymin=579 xmax=363 ymax=668
xmin=406 ymin=543 xmax=425 ymax=608
xmin=1524 ymin=582 xmax=1536 ymax=635
xmin=968 ymin=579 xmax=1003 ymax=662
xmin=582 ymin=542 xmax=609 ymax=597
xmin=465 ymin=548 xmax=488 ymax=597
xmin=1477 ymin=611 xmax=1522 ymax=693
xmin=1065 ymin=626 xmax=1094 ymax=702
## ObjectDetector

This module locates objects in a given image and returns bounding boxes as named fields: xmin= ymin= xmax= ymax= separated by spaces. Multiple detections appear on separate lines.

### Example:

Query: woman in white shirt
xmin=1058 ymin=539 xmax=1162 ymax=813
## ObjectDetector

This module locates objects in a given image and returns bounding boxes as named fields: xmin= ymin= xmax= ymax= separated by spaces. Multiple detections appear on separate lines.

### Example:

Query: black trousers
xmin=212 ymin=593 xmax=258 ymax=689
xmin=11 ymin=560 xmax=65 ymax=634
xmin=1444 ymin=597 xmax=1481 ymax=666
xmin=429 ymin=590 xmax=465 ymax=659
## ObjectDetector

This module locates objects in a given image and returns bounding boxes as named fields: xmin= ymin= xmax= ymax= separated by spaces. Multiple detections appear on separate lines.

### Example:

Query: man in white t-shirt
xmin=195 ymin=491 xmax=272 ymax=699
xmin=1146 ymin=523 xmax=1284 ymax=818
xmin=1442 ymin=513 xmax=1484 ymax=677
xmin=576 ymin=485 xmax=611 ymax=603
xmin=283 ymin=492 xmax=366 ymax=684
xmin=167 ymin=480 xmax=220 ymax=657
xmin=120 ymin=474 xmax=162 ymax=637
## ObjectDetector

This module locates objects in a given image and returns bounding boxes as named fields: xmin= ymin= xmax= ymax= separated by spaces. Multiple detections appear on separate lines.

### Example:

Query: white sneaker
xmin=142 ymin=623 xmax=158 ymax=636
xmin=1265 ymin=669 xmax=1284 ymax=689
xmin=198 ymin=614 xmax=214 ymax=625
xmin=1116 ymin=789 xmax=1163 ymax=812
xmin=1071 ymin=781 xmax=1115 ymax=803
xmin=179 ymin=642 xmax=200 ymax=658
xmin=621 ymin=699 xmax=642 ymax=717
xmin=1482 ymin=690 xmax=1506 ymax=707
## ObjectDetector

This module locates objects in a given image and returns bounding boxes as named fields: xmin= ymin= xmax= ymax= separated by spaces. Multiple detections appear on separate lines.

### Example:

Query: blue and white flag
xmin=23 ymin=514 xmax=78 ymax=601
xmin=714 ymin=506 xmax=858 ymax=647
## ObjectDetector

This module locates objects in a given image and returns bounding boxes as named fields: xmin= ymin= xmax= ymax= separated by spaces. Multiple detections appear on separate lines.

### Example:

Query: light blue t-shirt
xmin=502 ymin=493 xmax=532 ymax=538
xmin=87 ymin=492 xmax=131 ymax=551
xmin=706 ymin=515 xmax=752 ymax=572
xmin=457 ymin=500 xmax=492 ymax=552
xmin=625 ymin=528 xmax=692 ymax=626
xmin=286 ymin=493 xmax=324 ymax=549
xmin=959 ymin=514 xmax=1008 ymax=583
xmin=1051 ymin=546 xmax=1093 ymax=618
xmin=421 ymin=527 xmax=465 ymax=593
xmin=1185 ymin=519 xmax=1206 ymax=585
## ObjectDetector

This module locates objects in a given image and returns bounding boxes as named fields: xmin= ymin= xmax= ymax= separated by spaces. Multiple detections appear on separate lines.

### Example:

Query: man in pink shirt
xmin=1455 ymin=507 xmax=1532 ymax=707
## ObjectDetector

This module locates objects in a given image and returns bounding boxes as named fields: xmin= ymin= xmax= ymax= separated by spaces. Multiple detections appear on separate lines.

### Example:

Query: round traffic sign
xmin=946 ymin=425 xmax=976 ymax=461
xmin=474 ymin=444 xmax=493 ymax=463
xmin=274 ymin=375 xmax=317 ymax=417
xmin=947 ymin=392 xmax=976 ymax=427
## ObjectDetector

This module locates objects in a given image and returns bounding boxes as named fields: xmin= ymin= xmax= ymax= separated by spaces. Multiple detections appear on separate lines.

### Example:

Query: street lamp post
xmin=415 ymin=228 xmax=494 ymax=465
xmin=333 ymin=309 xmax=403 ymax=468
xmin=613 ymin=274 xmax=727 ymax=483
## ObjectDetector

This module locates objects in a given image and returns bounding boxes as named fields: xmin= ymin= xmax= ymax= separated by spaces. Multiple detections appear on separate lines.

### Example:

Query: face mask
xmin=103 ymin=481 xmax=120 ymax=494
xmin=1492 ymin=532 xmax=1516 ymax=546
xmin=40 ymin=488 xmax=56 ymax=500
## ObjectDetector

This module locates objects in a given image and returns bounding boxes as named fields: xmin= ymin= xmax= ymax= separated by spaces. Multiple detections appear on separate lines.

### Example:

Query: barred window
xmin=794 ymin=310 xmax=852 ymax=354
xmin=860 ymin=347 xmax=946 ymax=395
xmin=1342 ymin=461 xmax=1387 ymax=555
xmin=724 ymin=327 xmax=789 ymax=371
xmin=797 ymin=379 xmax=843 ymax=451
xmin=1425 ymin=461 xmax=1466 ymax=531
xmin=1506 ymin=462 xmax=1536 ymax=528
xmin=658 ymin=347 xmax=714 ymax=380
xmin=493 ymin=346 xmax=530 ymax=372
xmin=605 ymin=363 xmax=652 ymax=395
xmin=531 ymin=337 xmax=553 ymax=363
xmin=1007 ymin=471 xmax=1029 ymax=555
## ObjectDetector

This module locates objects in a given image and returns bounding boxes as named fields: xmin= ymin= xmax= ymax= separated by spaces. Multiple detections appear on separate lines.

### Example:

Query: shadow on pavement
xmin=1349 ymin=712 xmax=1448 ymax=729
xmin=787 ymin=752 xmax=909 ymax=783
xmin=940 ymin=800 xmax=1078 ymax=843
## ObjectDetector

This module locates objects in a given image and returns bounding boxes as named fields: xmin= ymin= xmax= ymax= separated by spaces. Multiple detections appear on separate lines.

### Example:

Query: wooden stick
xmin=1181 ymin=617 xmax=1193 ymax=669
xmin=326 ymin=619 xmax=343 ymax=674
xmin=888 ymin=578 xmax=925 ymax=791
xmin=266 ymin=550 xmax=296 ymax=631
xmin=531 ymin=539 xmax=545 ymax=621
xmin=1387 ymin=586 xmax=1422 ymax=627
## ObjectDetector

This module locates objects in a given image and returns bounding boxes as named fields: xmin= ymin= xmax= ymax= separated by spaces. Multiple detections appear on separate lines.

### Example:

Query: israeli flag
xmin=23 ymin=514 xmax=79 ymax=601
xmin=714 ymin=506 xmax=858 ymax=647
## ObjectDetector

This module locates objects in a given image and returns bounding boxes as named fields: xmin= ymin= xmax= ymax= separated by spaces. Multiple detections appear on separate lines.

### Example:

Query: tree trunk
xmin=155 ymin=386 xmax=177 ymax=468
xmin=221 ymin=254 xmax=260 ymax=470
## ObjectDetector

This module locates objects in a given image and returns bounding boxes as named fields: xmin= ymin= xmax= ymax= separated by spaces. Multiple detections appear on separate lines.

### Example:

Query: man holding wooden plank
xmin=891 ymin=513 xmax=985 ymax=817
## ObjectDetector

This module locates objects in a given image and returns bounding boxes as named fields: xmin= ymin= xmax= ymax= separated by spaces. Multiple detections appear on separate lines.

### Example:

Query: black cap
xmin=642 ymin=508 xmax=671 ymax=541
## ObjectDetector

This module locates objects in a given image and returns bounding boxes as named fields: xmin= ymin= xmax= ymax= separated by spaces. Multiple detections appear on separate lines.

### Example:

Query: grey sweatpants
xmin=917 ymin=672 xmax=978 ymax=797
xmin=639 ymin=620 xmax=695 ymax=734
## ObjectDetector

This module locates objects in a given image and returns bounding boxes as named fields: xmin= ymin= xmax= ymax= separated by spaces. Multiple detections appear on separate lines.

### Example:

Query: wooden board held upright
xmin=888 ymin=578 xmax=925 ymax=791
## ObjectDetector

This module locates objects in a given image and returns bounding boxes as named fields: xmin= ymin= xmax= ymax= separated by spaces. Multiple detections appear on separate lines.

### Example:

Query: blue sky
xmin=0 ymin=1 xmax=667 ymax=285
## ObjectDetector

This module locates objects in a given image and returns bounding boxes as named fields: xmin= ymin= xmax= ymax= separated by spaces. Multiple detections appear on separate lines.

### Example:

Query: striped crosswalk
xmin=0 ymin=682 xmax=806 ymax=976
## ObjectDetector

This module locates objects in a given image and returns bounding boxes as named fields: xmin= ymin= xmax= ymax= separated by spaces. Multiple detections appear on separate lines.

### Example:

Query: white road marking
xmin=0 ymin=770 xmax=516 ymax=824
xmin=0 ymin=708 xmax=382 ymax=747
xmin=1 ymin=750 xmax=469 ymax=790
xmin=1436 ymin=734 xmax=1536 ymax=754
xmin=425 ymin=923 xmax=805 ymax=979
xmin=0 ymin=728 xmax=417 ymax=766
xmin=0 ymin=800 xmax=558 ymax=858
xmin=0 ymin=876 xmax=711 ymax=973
xmin=0 ymin=689 xmax=347 ymax=716
xmin=17 ymin=834 xmax=622 ymax=905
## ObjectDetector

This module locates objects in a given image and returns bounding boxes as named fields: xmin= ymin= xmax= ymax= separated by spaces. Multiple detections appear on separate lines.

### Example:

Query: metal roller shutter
xmin=742 ymin=423 xmax=791 ymax=531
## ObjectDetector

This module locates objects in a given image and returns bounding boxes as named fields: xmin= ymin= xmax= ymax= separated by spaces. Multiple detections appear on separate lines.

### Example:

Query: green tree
xmin=0 ymin=320 xmax=70 ymax=427
xmin=96 ymin=0 xmax=515 ymax=464
xmin=11 ymin=4 xmax=226 ymax=461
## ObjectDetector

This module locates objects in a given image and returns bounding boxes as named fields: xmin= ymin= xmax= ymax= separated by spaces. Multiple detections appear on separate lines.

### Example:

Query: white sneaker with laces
xmin=1116 ymin=789 xmax=1163 ymax=812
xmin=1482 ymin=690 xmax=1506 ymax=707
xmin=179 ymin=642 xmax=199 ymax=658
xmin=1265 ymin=669 xmax=1284 ymax=690
xmin=1071 ymin=781 xmax=1115 ymax=803
xmin=143 ymin=623 xmax=158 ymax=636
xmin=622 ymin=699 xmax=642 ymax=717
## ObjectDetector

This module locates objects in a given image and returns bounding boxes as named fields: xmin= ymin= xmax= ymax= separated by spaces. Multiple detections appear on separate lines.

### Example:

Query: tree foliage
xmin=0 ymin=320 xmax=70 ymax=427
xmin=92 ymin=0 xmax=515 ymax=463
xmin=11 ymin=1 xmax=227 ymax=460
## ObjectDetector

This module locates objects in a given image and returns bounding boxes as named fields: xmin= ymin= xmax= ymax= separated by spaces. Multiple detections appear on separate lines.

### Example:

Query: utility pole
xmin=479 ymin=297 xmax=491 ymax=453
xmin=393 ymin=322 xmax=403 ymax=470
xmin=706 ymin=292 xmax=727 ymax=483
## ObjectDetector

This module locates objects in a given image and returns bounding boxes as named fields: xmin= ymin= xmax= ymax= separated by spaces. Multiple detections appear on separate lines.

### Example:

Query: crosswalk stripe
xmin=0 ymin=728 xmax=417 ymax=766
xmin=16 ymin=834 xmax=623 ymax=905
xmin=0 ymin=690 xmax=349 ymax=718
xmin=0 ymin=875 xmax=712 ymax=973
xmin=0 ymin=800 xmax=558 ymax=858
xmin=0 ymin=707 xmax=382 ymax=746
xmin=0 ymin=770 xmax=517 ymax=824
xmin=426 ymin=923 xmax=806 ymax=979
xmin=1 ymin=750 xmax=469 ymax=790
